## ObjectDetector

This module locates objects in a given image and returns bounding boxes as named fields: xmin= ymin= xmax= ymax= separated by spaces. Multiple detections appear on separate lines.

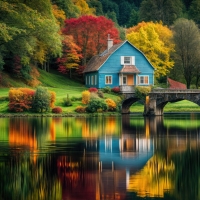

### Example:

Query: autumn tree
xmin=72 ymin=0 xmax=95 ymax=16
xmin=0 ymin=0 xmax=62 ymax=78
xmin=51 ymin=0 xmax=80 ymax=18
xmin=172 ymin=18 xmax=200 ymax=88
xmin=63 ymin=15 xmax=121 ymax=65
xmin=57 ymin=35 xmax=82 ymax=78
xmin=127 ymin=21 xmax=174 ymax=78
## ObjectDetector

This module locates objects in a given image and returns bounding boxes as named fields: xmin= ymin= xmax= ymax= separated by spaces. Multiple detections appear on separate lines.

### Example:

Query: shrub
xmin=135 ymin=86 xmax=152 ymax=101
xmin=105 ymin=98 xmax=117 ymax=111
xmin=86 ymin=98 xmax=108 ymax=113
xmin=90 ymin=92 xmax=99 ymax=99
xmin=71 ymin=96 xmax=82 ymax=101
xmin=52 ymin=107 xmax=62 ymax=114
xmin=32 ymin=87 xmax=51 ymax=113
xmin=8 ymin=88 xmax=35 ymax=112
xmin=75 ymin=106 xmax=86 ymax=113
xmin=63 ymin=94 xmax=72 ymax=106
xmin=97 ymin=90 xmax=104 ymax=98
xmin=102 ymin=86 xmax=111 ymax=93
xmin=49 ymin=91 xmax=56 ymax=108
xmin=111 ymin=86 xmax=120 ymax=93
xmin=82 ymin=90 xmax=90 ymax=104
xmin=89 ymin=87 xmax=98 ymax=93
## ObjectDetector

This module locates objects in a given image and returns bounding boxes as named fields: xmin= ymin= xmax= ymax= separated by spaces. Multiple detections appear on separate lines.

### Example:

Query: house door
xmin=127 ymin=75 xmax=134 ymax=85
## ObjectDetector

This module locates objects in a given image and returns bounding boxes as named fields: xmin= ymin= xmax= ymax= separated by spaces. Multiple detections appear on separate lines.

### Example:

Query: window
xmin=121 ymin=56 xmax=135 ymax=65
xmin=95 ymin=75 xmax=97 ymax=85
xmin=105 ymin=75 xmax=112 ymax=84
xmin=85 ymin=76 xmax=88 ymax=85
xmin=123 ymin=76 xmax=127 ymax=85
xmin=91 ymin=75 xmax=94 ymax=85
xmin=124 ymin=57 xmax=131 ymax=64
xmin=138 ymin=76 xmax=149 ymax=84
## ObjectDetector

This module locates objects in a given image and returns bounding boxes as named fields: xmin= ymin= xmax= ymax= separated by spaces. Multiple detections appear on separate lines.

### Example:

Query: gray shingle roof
xmin=83 ymin=42 xmax=124 ymax=73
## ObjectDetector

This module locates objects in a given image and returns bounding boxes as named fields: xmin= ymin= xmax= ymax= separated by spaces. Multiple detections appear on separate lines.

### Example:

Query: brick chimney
xmin=107 ymin=34 xmax=113 ymax=51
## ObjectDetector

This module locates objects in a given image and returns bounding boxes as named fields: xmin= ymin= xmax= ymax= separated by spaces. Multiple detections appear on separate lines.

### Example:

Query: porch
xmin=119 ymin=85 xmax=135 ymax=93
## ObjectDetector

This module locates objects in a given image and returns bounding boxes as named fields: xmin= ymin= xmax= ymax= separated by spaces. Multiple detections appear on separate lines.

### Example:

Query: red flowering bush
xmin=52 ymin=107 xmax=63 ymax=114
xmin=111 ymin=86 xmax=120 ymax=93
xmin=89 ymin=87 xmax=98 ymax=93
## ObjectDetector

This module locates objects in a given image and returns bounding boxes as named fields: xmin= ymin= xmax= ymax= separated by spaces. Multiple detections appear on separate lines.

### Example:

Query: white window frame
xmin=138 ymin=75 xmax=149 ymax=85
xmin=105 ymin=75 xmax=112 ymax=84
xmin=121 ymin=56 xmax=135 ymax=65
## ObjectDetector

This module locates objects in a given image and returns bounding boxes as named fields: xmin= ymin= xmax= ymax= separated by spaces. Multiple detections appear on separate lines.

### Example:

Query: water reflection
xmin=0 ymin=114 xmax=200 ymax=199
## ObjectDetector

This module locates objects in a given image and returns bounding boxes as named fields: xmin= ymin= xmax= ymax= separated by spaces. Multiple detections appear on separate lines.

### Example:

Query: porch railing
xmin=119 ymin=85 xmax=135 ymax=93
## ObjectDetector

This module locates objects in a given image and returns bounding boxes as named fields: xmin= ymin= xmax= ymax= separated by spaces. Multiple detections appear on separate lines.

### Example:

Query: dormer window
xmin=124 ymin=57 xmax=131 ymax=64
xmin=121 ymin=56 xmax=135 ymax=65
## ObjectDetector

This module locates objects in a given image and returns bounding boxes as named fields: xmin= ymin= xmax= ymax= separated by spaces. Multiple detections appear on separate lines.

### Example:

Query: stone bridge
xmin=121 ymin=89 xmax=200 ymax=116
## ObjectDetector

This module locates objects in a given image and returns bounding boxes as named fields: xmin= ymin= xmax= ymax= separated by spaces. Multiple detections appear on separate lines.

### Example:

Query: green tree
xmin=0 ymin=0 xmax=62 ymax=75
xmin=88 ymin=0 xmax=104 ymax=16
xmin=172 ymin=18 xmax=200 ymax=88
xmin=188 ymin=0 xmax=200 ymax=25
xmin=51 ymin=0 xmax=80 ymax=18
xmin=139 ymin=0 xmax=184 ymax=26
xmin=127 ymin=9 xmax=139 ymax=27
xmin=32 ymin=87 xmax=51 ymax=113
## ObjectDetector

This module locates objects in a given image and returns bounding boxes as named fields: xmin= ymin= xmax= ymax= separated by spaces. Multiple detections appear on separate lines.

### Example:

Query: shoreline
xmin=1 ymin=111 xmax=200 ymax=118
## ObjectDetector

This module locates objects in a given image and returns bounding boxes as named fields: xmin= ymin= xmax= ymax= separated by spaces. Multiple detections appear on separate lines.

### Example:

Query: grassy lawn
xmin=0 ymin=69 xmax=121 ymax=114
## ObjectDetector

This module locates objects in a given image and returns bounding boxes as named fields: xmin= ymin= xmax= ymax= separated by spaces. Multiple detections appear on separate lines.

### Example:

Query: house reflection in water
xmin=57 ymin=116 xmax=154 ymax=200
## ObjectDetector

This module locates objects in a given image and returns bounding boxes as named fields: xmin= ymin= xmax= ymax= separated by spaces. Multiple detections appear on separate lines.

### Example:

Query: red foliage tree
xmin=63 ymin=15 xmax=121 ymax=65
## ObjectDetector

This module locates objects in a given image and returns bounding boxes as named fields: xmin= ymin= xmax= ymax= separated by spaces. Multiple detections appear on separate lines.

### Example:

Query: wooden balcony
xmin=119 ymin=85 xmax=135 ymax=93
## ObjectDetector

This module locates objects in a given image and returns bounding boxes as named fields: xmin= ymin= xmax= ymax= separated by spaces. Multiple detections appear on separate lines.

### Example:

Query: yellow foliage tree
xmin=127 ymin=21 xmax=174 ymax=78
xmin=52 ymin=5 xmax=66 ymax=27
xmin=72 ymin=0 xmax=95 ymax=16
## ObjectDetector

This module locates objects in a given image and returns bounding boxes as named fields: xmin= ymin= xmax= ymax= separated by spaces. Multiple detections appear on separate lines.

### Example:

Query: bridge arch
xmin=121 ymin=89 xmax=200 ymax=115
xmin=145 ymin=90 xmax=200 ymax=116
xmin=121 ymin=96 xmax=140 ymax=114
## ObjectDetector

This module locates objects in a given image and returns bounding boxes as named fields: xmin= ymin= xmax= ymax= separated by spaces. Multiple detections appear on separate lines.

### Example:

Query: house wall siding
xmin=99 ymin=73 xmax=119 ymax=88
xmin=85 ymin=72 xmax=99 ymax=88
xmin=85 ymin=41 xmax=154 ymax=88
xmin=98 ymin=42 xmax=154 ymax=87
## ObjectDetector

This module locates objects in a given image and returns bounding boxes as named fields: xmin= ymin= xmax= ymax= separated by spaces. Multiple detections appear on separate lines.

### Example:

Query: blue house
xmin=83 ymin=37 xmax=155 ymax=92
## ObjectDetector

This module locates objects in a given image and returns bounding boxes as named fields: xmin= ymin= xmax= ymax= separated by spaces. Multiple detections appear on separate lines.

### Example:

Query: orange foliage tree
xmin=63 ymin=15 xmax=121 ymax=65
xmin=57 ymin=35 xmax=82 ymax=77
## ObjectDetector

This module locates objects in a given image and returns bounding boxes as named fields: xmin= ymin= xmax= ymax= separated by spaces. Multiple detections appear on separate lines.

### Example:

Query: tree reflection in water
xmin=0 ymin=114 xmax=199 ymax=199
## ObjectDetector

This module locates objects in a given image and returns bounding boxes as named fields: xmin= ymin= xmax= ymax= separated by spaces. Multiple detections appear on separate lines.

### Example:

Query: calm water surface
xmin=0 ymin=114 xmax=200 ymax=200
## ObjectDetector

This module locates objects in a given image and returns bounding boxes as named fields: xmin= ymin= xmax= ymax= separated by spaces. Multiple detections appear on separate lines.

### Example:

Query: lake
xmin=0 ymin=113 xmax=200 ymax=200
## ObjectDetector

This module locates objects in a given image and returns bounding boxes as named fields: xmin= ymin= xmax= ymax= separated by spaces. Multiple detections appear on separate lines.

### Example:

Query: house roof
xmin=83 ymin=40 xmax=155 ymax=73
xmin=167 ymin=77 xmax=187 ymax=89
xmin=120 ymin=65 xmax=140 ymax=74
xmin=83 ymin=42 xmax=124 ymax=73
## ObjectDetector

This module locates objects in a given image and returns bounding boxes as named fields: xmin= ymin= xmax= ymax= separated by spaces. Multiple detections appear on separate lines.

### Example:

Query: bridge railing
xmin=151 ymin=89 xmax=200 ymax=93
